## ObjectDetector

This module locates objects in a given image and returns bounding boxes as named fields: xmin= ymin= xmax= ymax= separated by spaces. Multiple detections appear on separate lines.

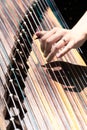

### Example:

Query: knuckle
xmin=54 ymin=45 xmax=59 ymax=52
xmin=41 ymin=37 xmax=46 ymax=43
xmin=67 ymin=45 xmax=71 ymax=50
xmin=46 ymin=39 xmax=51 ymax=44
xmin=53 ymin=27 xmax=58 ymax=31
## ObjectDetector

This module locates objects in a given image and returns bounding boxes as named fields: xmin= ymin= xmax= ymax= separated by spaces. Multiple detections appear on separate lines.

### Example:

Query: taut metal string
xmin=16 ymin=0 xmax=87 ymax=127
xmin=0 ymin=6 xmax=39 ymax=130
xmin=49 ymin=0 xmax=87 ymax=92
xmin=1 ymin=0 xmax=86 ymax=128
xmin=32 ymin=0 xmax=87 ymax=125
xmin=48 ymin=0 xmax=87 ymax=106
xmin=0 ymin=39 xmax=39 ymax=130
xmin=0 ymin=0 xmax=55 ymax=129
xmin=16 ymin=0 xmax=87 ymax=128
xmin=0 ymin=0 xmax=66 ymax=129
xmin=0 ymin=61 xmax=25 ymax=130
xmin=13 ymin=0 xmax=68 ymax=128
xmin=0 ymin=5 xmax=39 ymax=130
xmin=12 ymin=0 xmax=71 ymax=128
xmin=0 ymin=17 xmax=30 ymax=119
xmin=46 ymin=0 xmax=87 ymax=122
xmin=45 ymin=2 xmax=86 ymax=97
xmin=65 ymin=53 xmax=87 ymax=105
xmin=22 ymin=0 xmax=79 ymax=118
xmin=0 ymin=69 xmax=17 ymax=129
xmin=16 ymin=0 xmax=80 ymax=128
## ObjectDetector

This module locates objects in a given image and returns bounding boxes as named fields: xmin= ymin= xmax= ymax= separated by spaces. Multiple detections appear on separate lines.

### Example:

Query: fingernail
xmin=56 ymin=53 xmax=60 ymax=58
xmin=46 ymin=56 xmax=51 ymax=62
xmin=44 ymin=51 xmax=47 ymax=57
xmin=35 ymin=31 xmax=40 ymax=36
xmin=46 ymin=58 xmax=50 ymax=62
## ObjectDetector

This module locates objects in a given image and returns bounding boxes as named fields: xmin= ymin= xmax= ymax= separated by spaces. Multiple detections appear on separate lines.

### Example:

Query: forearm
xmin=72 ymin=11 xmax=87 ymax=40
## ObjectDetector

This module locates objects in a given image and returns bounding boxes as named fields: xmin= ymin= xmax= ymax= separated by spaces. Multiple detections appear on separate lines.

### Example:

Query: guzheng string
xmin=48 ymin=0 xmax=87 ymax=103
xmin=35 ymin=0 xmax=87 ymax=100
xmin=0 ymin=7 xmax=36 ymax=130
xmin=0 ymin=1 xmax=56 ymax=129
xmin=46 ymin=1 xmax=86 ymax=92
xmin=40 ymin=0 xmax=87 ymax=119
xmin=0 ymin=64 xmax=25 ymax=129
xmin=13 ymin=1 xmax=69 ymax=128
xmin=15 ymin=0 xmax=87 ymax=126
xmin=0 ymin=0 xmax=87 ymax=128
xmin=32 ymin=0 xmax=87 ymax=126
xmin=46 ymin=0 xmax=87 ymax=111
xmin=0 ymin=44 xmax=33 ymax=130
xmin=41 ymin=1 xmax=87 ymax=126
xmin=12 ymin=0 xmax=87 ymax=122
xmin=19 ymin=1 xmax=72 ymax=128
xmin=0 ymin=77 xmax=17 ymax=129
xmin=1 ymin=0 xmax=71 ymax=129
xmin=48 ymin=1 xmax=87 ymax=124
xmin=34 ymin=0 xmax=87 ymax=122
xmin=0 ymin=5 xmax=41 ymax=130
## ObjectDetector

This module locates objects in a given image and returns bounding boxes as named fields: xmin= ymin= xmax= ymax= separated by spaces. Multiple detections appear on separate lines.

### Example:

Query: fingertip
xmin=46 ymin=57 xmax=50 ymax=62
xmin=35 ymin=31 xmax=41 ymax=37
xmin=56 ymin=46 xmax=70 ymax=58
xmin=36 ymin=31 xmax=46 ymax=36
xmin=46 ymin=54 xmax=51 ymax=62
xmin=56 ymin=53 xmax=61 ymax=58
xmin=46 ymin=52 xmax=55 ymax=62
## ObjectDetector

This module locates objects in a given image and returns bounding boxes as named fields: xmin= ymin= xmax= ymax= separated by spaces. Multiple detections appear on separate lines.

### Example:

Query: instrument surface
xmin=0 ymin=0 xmax=87 ymax=130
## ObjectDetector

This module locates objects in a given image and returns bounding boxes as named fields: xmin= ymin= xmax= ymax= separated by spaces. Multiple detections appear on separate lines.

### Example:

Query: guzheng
xmin=0 ymin=0 xmax=87 ymax=130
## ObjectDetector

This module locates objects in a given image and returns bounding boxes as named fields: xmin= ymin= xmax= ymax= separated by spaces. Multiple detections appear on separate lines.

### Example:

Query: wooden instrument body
xmin=0 ymin=0 xmax=87 ymax=130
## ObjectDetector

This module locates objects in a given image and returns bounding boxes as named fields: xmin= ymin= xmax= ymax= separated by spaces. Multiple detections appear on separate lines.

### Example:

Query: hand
xmin=35 ymin=27 xmax=69 ymax=61
xmin=36 ymin=12 xmax=87 ymax=62
xmin=36 ymin=26 xmax=86 ymax=62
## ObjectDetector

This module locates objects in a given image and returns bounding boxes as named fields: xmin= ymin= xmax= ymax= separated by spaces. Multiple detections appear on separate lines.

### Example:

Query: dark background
xmin=54 ymin=0 xmax=87 ymax=63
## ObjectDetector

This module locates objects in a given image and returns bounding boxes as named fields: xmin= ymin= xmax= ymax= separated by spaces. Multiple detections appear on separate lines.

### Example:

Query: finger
xmin=46 ymin=44 xmax=58 ymax=62
xmin=46 ymin=50 xmax=57 ymax=62
xmin=35 ymin=31 xmax=47 ymax=38
xmin=36 ymin=31 xmax=47 ymax=52
xmin=56 ymin=40 xmax=74 ymax=58
xmin=44 ymin=32 xmax=64 ymax=57
xmin=36 ymin=28 xmax=59 ymax=53
xmin=40 ymin=28 xmax=58 ymax=53
xmin=43 ymin=29 xmax=62 ymax=57
xmin=47 ymin=28 xmax=67 ymax=44
xmin=44 ymin=49 xmax=51 ymax=58
xmin=41 ymin=28 xmax=58 ymax=41
xmin=55 ymin=38 xmax=68 ymax=49
xmin=46 ymin=38 xmax=68 ymax=62
xmin=36 ymin=30 xmax=55 ymax=52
